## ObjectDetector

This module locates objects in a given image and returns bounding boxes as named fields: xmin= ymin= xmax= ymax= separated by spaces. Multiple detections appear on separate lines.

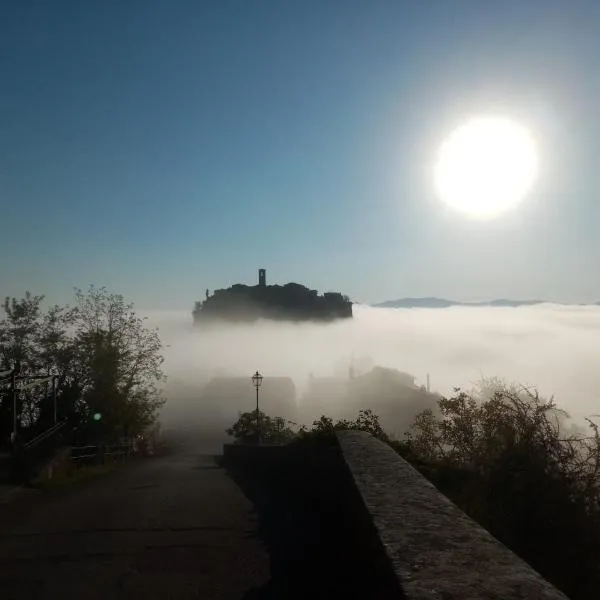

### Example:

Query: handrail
xmin=23 ymin=419 xmax=67 ymax=450
xmin=71 ymin=442 xmax=134 ymax=463
xmin=10 ymin=419 xmax=71 ymax=484
xmin=15 ymin=376 xmax=53 ymax=392
xmin=0 ymin=369 xmax=14 ymax=386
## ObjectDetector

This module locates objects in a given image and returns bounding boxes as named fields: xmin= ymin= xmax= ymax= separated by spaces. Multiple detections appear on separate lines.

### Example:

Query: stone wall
xmin=222 ymin=443 xmax=287 ymax=470
xmin=336 ymin=431 xmax=570 ymax=600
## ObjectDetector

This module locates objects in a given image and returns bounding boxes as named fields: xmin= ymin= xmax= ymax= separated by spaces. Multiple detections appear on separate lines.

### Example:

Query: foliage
xmin=226 ymin=410 xmax=297 ymax=445
xmin=300 ymin=409 xmax=390 ymax=442
xmin=226 ymin=408 xmax=390 ymax=447
xmin=71 ymin=287 xmax=165 ymax=440
xmin=0 ymin=287 xmax=165 ymax=444
xmin=225 ymin=379 xmax=600 ymax=599
xmin=405 ymin=381 xmax=600 ymax=600
xmin=0 ymin=293 xmax=73 ymax=434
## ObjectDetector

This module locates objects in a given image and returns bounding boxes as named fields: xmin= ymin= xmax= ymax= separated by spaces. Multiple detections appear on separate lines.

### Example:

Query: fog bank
xmin=144 ymin=304 xmax=600 ymax=431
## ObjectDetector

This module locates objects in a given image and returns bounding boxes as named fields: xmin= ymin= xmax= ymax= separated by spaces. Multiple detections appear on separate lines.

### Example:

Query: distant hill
xmin=193 ymin=269 xmax=353 ymax=324
xmin=375 ymin=297 xmax=460 ymax=309
xmin=374 ymin=298 xmax=560 ymax=309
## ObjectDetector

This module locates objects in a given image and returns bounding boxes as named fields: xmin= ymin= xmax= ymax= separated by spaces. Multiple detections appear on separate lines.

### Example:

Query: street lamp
xmin=11 ymin=368 xmax=17 ymax=443
xmin=251 ymin=370 xmax=263 ymax=444
xmin=10 ymin=362 xmax=22 ymax=443
xmin=52 ymin=374 xmax=58 ymax=424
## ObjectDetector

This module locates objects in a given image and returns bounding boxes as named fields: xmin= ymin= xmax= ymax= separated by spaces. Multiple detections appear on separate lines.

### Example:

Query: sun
xmin=433 ymin=116 xmax=539 ymax=218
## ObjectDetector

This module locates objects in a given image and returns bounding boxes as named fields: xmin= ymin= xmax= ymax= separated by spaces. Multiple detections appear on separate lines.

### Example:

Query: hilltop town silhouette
xmin=193 ymin=269 xmax=353 ymax=323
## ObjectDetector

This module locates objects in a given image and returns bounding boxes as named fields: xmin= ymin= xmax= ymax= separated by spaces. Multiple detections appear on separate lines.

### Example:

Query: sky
xmin=2 ymin=1 xmax=600 ymax=309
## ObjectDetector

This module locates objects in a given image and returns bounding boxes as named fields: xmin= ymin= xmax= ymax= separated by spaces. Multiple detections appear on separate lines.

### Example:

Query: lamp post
xmin=52 ymin=375 xmax=58 ymax=424
xmin=11 ymin=368 xmax=17 ymax=444
xmin=251 ymin=370 xmax=263 ymax=444
xmin=11 ymin=362 xmax=22 ymax=443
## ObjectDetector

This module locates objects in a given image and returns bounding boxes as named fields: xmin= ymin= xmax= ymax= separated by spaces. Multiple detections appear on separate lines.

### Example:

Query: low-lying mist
xmin=144 ymin=304 xmax=600 ymax=438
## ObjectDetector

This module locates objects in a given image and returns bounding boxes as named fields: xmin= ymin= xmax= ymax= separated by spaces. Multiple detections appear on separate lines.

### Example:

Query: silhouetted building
xmin=192 ymin=269 xmax=353 ymax=323
xmin=299 ymin=366 xmax=440 ymax=438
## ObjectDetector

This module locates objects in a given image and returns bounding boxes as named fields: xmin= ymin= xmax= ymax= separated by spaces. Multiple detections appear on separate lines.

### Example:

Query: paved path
xmin=0 ymin=442 xmax=270 ymax=599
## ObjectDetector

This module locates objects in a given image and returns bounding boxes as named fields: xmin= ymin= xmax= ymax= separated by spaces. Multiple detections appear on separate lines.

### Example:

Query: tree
xmin=0 ymin=293 xmax=47 ymax=433
xmin=72 ymin=286 xmax=165 ymax=441
xmin=0 ymin=292 xmax=45 ymax=372
xmin=0 ymin=287 xmax=165 ymax=443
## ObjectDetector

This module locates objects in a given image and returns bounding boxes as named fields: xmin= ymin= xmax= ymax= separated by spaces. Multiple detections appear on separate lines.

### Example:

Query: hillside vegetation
xmin=227 ymin=382 xmax=600 ymax=600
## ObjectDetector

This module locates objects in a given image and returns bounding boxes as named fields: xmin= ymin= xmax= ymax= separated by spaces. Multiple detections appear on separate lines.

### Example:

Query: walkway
xmin=0 ymin=441 xmax=269 ymax=599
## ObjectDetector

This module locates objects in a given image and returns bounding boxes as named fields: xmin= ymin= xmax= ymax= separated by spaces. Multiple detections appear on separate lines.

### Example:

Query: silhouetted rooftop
xmin=193 ymin=270 xmax=352 ymax=324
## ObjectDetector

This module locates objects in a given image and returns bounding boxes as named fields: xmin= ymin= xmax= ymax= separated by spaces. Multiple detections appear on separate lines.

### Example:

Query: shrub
xmin=225 ymin=409 xmax=297 ymax=445
xmin=404 ymin=381 xmax=600 ymax=600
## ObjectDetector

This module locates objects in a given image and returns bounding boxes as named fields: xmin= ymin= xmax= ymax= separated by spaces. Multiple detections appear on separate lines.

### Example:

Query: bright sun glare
xmin=434 ymin=116 xmax=539 ymax=219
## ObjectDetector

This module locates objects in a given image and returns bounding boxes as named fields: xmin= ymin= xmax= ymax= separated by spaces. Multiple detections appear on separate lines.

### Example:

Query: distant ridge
xmin=373 ymin=298 xmax=590 ymax=309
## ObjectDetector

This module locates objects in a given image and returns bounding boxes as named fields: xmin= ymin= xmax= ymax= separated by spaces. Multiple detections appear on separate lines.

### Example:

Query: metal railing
xmin=0 ymin=368 xmax=60 ymax=443
xmin=12 ymin=419 xmax=70 ymax=483
xmin=71 ymin=442 xmax=134 ymax=466
xmin=22 ymin=419 xmax=67 ymax=451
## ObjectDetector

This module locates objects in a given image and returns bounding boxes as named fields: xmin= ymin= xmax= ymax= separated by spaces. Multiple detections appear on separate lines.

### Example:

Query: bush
xmin=226 ymin=408 xmax=391 ymax=447
xmin=225 ymin=382 xmax=600 ymax=599
xmin=299 ymin=409 xmax=390 ymax=442
xmin=404 ymin=381 xmax=600 ymax=600
xmin=225 ymin=410 xmax=297 ymax=445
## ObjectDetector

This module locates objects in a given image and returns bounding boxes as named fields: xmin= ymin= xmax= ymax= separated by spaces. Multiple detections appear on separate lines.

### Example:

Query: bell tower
xmin=258 ymin=268 xmax=266 ymax=287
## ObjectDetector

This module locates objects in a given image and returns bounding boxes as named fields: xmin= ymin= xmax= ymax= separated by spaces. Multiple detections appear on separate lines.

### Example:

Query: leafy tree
xmin=71 ymin=286 xmax=165 ymax=440
xmin=0 ymin=293 xmax=48 ymax=434
xmin=0 ymin=287 xmax=165 ymax=444
xmin=0 ymin=293 xmax=45 ymax=371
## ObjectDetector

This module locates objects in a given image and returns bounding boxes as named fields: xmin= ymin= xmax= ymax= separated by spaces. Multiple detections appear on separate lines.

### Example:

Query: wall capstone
xmin=337 ymin=430 xmax=570 ymax=600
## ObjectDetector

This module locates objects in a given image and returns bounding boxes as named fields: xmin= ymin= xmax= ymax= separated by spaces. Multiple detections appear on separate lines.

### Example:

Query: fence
xmin=71 ymin=442 xmax=135 ymax=467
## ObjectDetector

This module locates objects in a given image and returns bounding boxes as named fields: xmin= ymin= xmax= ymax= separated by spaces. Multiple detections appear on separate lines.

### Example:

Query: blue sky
xmin=2 ymin=1 xmax=600 ymax=309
